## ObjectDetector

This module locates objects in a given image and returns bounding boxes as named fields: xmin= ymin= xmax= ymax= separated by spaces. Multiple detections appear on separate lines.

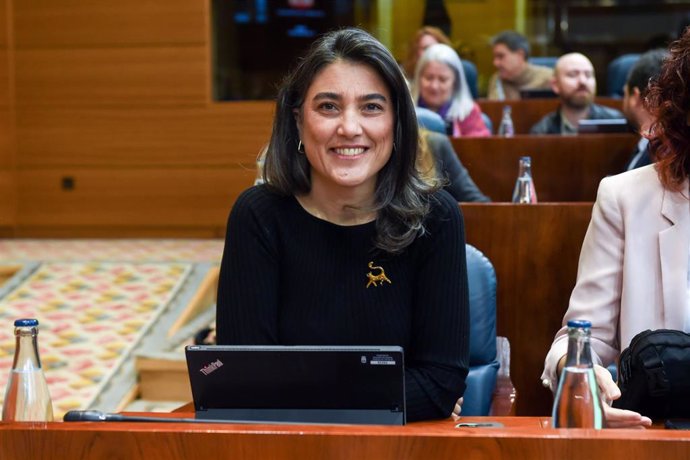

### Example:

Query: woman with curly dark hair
xmin=542 ymin=29 xmax=690 ymax=428
xmin=647 ymin=29 xmax=690 ymax=191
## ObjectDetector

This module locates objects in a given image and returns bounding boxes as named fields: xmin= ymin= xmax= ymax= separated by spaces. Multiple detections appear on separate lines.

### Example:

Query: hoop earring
xmin=297 ymin=140 xmax=305 ymax=153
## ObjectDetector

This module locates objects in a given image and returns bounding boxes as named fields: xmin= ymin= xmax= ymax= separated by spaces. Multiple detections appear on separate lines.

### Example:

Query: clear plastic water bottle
xmin=511 ymin=156 xmax=538 ymax=203
xmin=551 ymin=319 xmax=605 ymax=429
xmin=489 ymin=336 xmax=518 ymax=416
xmin=498 ymin=105 xmax=515 ymax=137
xmin=2 ymin=318 xmax=54 ymax=422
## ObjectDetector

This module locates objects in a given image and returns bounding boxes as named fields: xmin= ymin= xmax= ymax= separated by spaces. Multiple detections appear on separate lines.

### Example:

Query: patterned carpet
xmin=0 ymin=239 xmax=223 ymax=419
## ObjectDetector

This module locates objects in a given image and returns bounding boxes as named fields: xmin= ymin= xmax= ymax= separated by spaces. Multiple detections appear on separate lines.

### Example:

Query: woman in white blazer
xmin=542 ymin=29 xmax=690 ymax=428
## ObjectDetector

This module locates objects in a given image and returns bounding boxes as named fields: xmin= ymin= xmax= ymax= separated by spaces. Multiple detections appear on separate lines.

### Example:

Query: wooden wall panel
xmin=0 ymin=171 xmax=14 ymax=227
xmin=0 ymin=49 xmax=8 ymax=109
xmin=453 ymin=134 xmax=637 ymax=202
xmin=15 ymin=167 xmax=254 ymax=232
xmin=462 ymin=203 xmax=594 ymax=416
xmin=478 ymin=98 xmax=624 ymax=135
xmin=0 ymin=0 xmax=8 ymax=178
xmin=8 ymin=0 xmax=248 ymax=235
xmin=16 ymin=103 xmax=274 ymax=167
xmin=0 ymin=0 xmax=16 ymax=233
xmin=0 ymin=110 xmax=11 ymax=169
xmin=0 ymin=0 xmax=6 ymax=48
xmin=14 ymin=47 xmax=208 ymax=107
xmin=0 ymin=0 xmax=9 ymax=107
xmin=14 ymin=0 xmax=206 ymax=48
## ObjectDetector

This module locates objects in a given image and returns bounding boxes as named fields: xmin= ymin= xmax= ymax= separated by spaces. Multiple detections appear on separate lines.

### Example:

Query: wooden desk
xmin=478 ymin=98 xmax=623 ymax=134
xmin=452 ymin=133 xmax=637 ymax=202
xmin=2 ymin=414 xmax=689 ymax=459
xmin=461 ymin=203 xmax=595 ymax=416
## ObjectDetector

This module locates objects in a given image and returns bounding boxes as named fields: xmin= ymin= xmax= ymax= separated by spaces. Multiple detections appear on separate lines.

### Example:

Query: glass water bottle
xmin=497 ymin=105 xmax=515 ymax=137
xmin=2 ymin=318 xmax=54 ymax=422
xmin=511 ymin=156 xmax=538 ymax=204
xmin=551 ymin=319 xmax=605 ymax=429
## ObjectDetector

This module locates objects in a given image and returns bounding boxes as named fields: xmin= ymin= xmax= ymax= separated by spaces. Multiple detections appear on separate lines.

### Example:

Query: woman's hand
xmin=451 ymin=397 xmax=463 ymax=420
xmin=594 ymin=364 xmax=652 ymax=428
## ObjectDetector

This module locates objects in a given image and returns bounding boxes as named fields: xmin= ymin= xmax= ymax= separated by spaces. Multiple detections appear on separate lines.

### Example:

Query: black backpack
xmin=614 ymin=329 xmax=690 ymax=419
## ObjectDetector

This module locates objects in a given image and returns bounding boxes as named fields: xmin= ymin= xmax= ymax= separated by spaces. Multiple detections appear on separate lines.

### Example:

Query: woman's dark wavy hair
xmin=263 ymin=27 xmax=437 ymax=254
xmin=647 ymin=27 xmax=690 ymax=191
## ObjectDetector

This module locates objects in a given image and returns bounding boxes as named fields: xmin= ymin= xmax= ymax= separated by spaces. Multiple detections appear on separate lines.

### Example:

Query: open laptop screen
xmin=185 ymin=345 xmax=406 ymax=425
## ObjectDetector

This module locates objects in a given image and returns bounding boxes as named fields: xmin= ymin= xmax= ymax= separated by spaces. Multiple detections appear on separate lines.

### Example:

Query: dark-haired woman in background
xmin=542 ymin=29 xmax=690 ymax=428
xmin=216 ymin=28 xmax=469 ymax=422
xmin=401 ymin=26 xmax=452 ymax=80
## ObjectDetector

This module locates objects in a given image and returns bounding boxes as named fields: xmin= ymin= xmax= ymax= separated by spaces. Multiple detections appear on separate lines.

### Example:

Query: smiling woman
xmin=215 ymin=28 xmax=470 ymax=422
xmin=295 ymin=60 xmax=394 ymax=224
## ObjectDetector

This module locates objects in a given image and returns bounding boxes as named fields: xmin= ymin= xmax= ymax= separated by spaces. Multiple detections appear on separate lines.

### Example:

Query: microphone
xmin=63 ymin=410 xmax=218 ymax=424
xmin=63 ymin=410 xmax=322 ymax=425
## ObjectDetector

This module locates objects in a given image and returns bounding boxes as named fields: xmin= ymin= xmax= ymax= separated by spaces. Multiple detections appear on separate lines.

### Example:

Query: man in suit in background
xmin=530 ymin=53 xmax=623 ymax=135
xmin=487 ymin=31 xmax=553 ymax=100
xmin=622 ymin=49 xmax=668 ymax=171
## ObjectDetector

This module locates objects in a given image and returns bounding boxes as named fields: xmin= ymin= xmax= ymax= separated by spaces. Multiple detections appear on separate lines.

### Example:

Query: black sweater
xmin=216 ymin=186 xmax=469 ymax=421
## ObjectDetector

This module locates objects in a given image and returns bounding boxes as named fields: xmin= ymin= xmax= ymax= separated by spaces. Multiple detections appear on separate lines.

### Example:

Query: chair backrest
xmin=528 ymin=56 xmax=558 ymax=69
xmin=461 ymin=59 xmax=479 ymax=99
xmin=415 ymin=107 xmax=446 ymax=134
xmin=462 ymin=244 xmax=499 ymax=416
xmin=415 ymin=107 xmax=492 ymax=135
xmin=480 ymin=112 xmax=493 ymax=134
xmin=466 ymin=244 xmax=497 ymax=366
xmin=607 ymin=53 xmax=641 ymax=98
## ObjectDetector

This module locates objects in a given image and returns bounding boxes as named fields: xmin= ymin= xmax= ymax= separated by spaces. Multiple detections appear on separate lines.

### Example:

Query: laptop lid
xmin=578 ymin=118 xmax=630 ymax=134
xmin=519 ymin=88 xmax=557 ymax=99
xmin=185 ymin=345 xmax=405 ymax=425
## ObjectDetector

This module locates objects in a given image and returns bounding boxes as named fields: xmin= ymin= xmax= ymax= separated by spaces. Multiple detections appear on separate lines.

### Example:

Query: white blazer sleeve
xmin=541 ymin=176 xmax=624 ymax=391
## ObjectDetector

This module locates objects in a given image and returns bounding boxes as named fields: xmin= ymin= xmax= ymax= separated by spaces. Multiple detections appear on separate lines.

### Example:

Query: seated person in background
xmin=411 ymin=43 xmax=490 ymax=137
xmin=402 ymin=26 xmax=452 ymax=80
xmin=487 ymin=30 xmax=553 ymax=100
xmin=530 ymin=53 xmax=623 ymax=135
xmin=419 ymin=129 xmax=490 ymax=202
xmin=541 ymin=29 xmax=690 ymax=428
xmin=216 ymin=28 xmax=470 ymax=422
xmin=622 ymin=48 xmax=668 ymax=171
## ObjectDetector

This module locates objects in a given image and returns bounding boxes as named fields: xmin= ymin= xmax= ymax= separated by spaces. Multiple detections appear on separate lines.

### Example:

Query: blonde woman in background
xmin=411 ymin=44 xmax=490 ymax=137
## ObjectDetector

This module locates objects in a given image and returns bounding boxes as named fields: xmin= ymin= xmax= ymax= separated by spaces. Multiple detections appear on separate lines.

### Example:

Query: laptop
xmin=185 ymin=345 xmax=406 ymax=425
xmin=578 ymin=118 xmax=630 ymax=134
xmin=519 ymin=88 xmax=557 ymax=99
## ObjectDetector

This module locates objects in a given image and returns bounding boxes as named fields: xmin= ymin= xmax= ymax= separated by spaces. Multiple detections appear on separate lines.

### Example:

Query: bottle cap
xmin=14 ymin=318 xmax=39 ymax=327
xmin=567 ymin=319 xmax=591 ymax=328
